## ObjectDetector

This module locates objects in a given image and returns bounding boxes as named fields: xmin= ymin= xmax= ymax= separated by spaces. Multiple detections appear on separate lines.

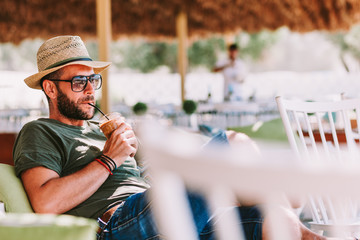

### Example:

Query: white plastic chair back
xmin=139 ymin=122 xmax=299 ymax=240
xmin=276 ymin=96 xmax=360 ymax=237
xmin=147 ymin=142 xmax=299 ymax=240
xmin=144 ymin=129 xmax=360 ymax=239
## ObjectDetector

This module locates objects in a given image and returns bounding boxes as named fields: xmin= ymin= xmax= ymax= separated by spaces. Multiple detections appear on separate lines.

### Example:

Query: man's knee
xmin=225 ymin=130 xmax=261 ymax=156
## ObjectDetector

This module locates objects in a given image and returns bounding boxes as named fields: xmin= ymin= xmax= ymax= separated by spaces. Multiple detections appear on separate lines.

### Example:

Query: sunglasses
xmin=48 ymin=74 xmax=102 ymax=92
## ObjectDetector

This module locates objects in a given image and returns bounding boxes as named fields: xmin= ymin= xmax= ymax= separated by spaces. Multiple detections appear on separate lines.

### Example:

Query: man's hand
xmin=102 ymin=122 xmax=138 ymax=167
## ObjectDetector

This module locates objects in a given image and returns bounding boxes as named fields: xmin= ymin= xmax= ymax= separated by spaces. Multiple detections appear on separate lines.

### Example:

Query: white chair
xmin=276 ymin=95 xmax=360 ymax=237
xmin=142 ymin=123 xmax=360 ymax=240
xmin=139 ymin=122 xmax=310 ymax=240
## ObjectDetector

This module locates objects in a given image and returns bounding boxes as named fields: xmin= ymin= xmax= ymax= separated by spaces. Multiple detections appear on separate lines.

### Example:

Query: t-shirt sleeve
xmin=13 ymin=122 xmax=63 ymax=177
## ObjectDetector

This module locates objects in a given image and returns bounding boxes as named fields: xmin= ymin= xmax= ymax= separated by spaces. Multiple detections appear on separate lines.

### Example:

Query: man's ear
xmin=42 ymin=80 xmax=58 ymax=99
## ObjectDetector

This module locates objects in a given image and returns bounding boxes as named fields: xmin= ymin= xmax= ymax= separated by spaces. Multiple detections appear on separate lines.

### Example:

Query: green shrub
xmin=132 ymin=102 xmax=148 ymax=115
xmin=182 ymin=100 xmax=197 ymax=115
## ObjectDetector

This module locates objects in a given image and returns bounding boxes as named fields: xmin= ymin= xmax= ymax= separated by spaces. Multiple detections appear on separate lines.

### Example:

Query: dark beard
xmin=56 ymin=88 xmax=94 ymax=120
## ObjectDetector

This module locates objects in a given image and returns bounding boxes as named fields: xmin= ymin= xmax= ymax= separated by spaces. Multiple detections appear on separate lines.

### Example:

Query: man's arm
xmin=21 ymin=122 xmax=138 ymax=214
xmin=213 ymin=60 xmax=234 ymax=72
xmin=213 ymin=63 xmax=231 ymax=72
xmin=21 ymin=162 xmax=110 ymax=214
xmin=213 ymin=65 xmax=225 ymax=72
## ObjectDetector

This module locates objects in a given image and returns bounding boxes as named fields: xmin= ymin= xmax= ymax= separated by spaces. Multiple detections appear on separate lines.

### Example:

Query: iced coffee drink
xmin=99 ymin=112 xmax=124 ymax=138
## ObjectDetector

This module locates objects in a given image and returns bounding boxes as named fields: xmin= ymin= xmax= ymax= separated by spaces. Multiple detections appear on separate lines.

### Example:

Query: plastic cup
xmin=99 ymin=112 xmax=124 ymax=138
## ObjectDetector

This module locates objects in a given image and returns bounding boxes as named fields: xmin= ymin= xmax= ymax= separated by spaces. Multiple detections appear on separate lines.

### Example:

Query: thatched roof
xmin=1 ymin=0 xmax=360 ymax=44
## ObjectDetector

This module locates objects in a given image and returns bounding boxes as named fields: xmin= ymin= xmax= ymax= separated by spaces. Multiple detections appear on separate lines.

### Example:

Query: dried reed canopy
xmin=1 ymin=0 xmax=360 ymax=44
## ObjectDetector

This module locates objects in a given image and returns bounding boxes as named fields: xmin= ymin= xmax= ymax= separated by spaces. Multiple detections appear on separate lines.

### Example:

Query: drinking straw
xmin=88 ymin=103 xmax=109 ymax=120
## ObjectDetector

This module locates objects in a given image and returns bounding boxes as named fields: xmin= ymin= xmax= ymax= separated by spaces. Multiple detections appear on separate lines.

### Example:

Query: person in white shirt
xmin=213 ymin=44 xmax=247 ymax=102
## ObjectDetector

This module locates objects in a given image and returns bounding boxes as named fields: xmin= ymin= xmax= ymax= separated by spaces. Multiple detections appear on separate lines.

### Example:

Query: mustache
xmin=80 ymin=95 xmax=95 ymax=103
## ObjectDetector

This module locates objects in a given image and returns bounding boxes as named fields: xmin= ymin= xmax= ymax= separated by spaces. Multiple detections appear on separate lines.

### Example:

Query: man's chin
xmin=87 ymin=113 xmax=95 ymax=120
xmin=70 ymin=110 xmax=94 ymax=121
xmin=80 ymin=107 xmax=95 ymax=120
xmin=83 ymin=111 xmax=95 ymax=120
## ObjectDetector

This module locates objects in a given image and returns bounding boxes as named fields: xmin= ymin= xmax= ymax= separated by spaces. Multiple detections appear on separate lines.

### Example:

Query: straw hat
xmin=24 ymin=35 xmax=111 ymax=89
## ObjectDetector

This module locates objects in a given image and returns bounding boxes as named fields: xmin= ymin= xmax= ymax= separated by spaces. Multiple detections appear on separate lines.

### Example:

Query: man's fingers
xmin=125 ymin=137 xmax=138 ymax=157
xmin=124 ymin=137 xmax=138 ymax=148
xmin=112 ymin=127 xmax=134 ymax=140
xmin=117 ymin=122 xmax=132 ymax=132
xmin=122 ymin=130 xmax=135 ymax=139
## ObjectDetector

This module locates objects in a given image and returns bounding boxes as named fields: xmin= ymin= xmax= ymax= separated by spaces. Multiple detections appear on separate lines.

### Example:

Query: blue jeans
xmin=97 ymin=191 xmax=262 ymax=240
xmin=97 ymin=131 xmax=263 ymax=240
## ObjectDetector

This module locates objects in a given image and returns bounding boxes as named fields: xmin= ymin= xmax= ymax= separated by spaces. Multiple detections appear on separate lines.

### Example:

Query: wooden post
xmin=176 ymin=10 xmax=188 ymax=104
xmin=96 ymin=0 xmax=112 ymax=113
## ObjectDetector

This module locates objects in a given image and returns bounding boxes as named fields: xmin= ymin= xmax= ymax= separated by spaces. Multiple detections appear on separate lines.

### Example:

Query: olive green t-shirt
xmin=13 ymin=118 xmax=150 ymax=219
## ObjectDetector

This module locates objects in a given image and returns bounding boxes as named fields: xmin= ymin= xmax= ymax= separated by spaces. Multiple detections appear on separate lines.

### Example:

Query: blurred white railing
xmin=3 ymin=70 xmax=360 ymax=110
xmin=0 ymin=108 xmax=48 ymax=133
xmin=0 ymin=103 xmax=278 ymax=133
xmin=169 ymin=110 xmax=279 ymax=130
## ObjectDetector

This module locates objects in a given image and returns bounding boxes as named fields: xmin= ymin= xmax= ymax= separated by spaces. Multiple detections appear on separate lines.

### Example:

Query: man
xmin=213 ymin=44 xmax=247 ymax=102
xmin=13 ymin=36 xmax=324 ymax=240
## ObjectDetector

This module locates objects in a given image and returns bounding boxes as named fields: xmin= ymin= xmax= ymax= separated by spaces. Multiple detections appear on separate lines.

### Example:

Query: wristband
xmin=101 ymin=154 xmax=117 ymax=170
xmin=99 ymin=157 xmax=114 ymax=172
xmin=95 ymin=158 xmax=113 ymax=175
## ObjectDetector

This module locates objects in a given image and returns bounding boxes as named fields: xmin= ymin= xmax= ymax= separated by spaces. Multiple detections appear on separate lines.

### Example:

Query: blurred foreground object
xmin=139 ymin=120 xmax=360 ymax=239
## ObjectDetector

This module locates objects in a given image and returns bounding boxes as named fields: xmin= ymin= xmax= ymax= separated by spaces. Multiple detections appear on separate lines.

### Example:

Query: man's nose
xmin=84 ymin=80 xmax=95 ymax=94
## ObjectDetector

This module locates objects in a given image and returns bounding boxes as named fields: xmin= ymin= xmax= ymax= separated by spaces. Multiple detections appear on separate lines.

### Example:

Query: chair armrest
xmin=0 ymin=213 xmax=98 ymax=240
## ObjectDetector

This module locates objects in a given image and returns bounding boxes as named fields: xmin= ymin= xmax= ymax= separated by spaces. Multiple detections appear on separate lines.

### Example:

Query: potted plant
xmin=182 ymin=100 xmax=197 ymax=115
xmin=132 ymin=102 xmax=148 ymax=116
xmin=182 ymin=100 xmax=198 ymax=130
